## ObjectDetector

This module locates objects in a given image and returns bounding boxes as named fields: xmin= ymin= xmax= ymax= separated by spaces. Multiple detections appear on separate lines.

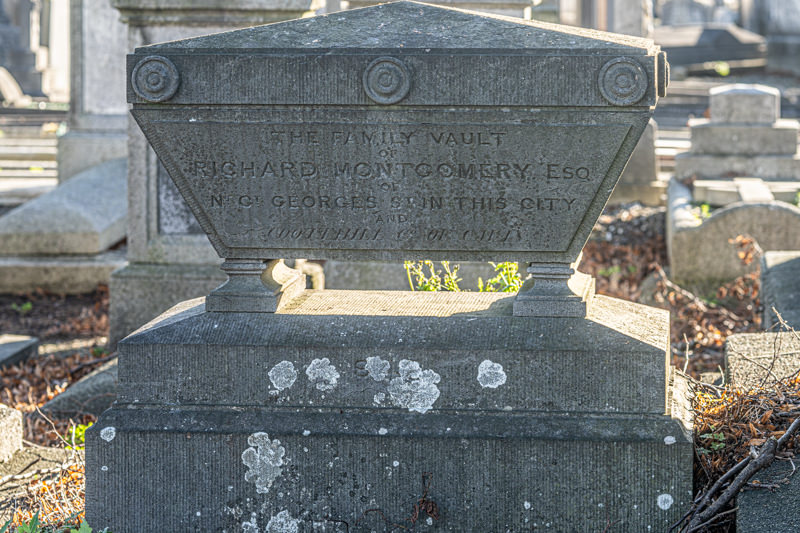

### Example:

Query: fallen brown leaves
xmin=1 ymin=460 xmax=86 ymax=528
xmin=672 ymin=373 xmax=800 ymax=532
xmin=0 ymin=347 xmax=107 ymax=446
xmin=0 ymin=286 xmax=109 ymax=341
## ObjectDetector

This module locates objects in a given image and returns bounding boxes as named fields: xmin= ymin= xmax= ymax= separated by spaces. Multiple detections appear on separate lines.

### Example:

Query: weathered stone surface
xmin=761 ymin=251 xmax=800 ymax=329
xmin=738 ymin=459 xmax=800 ymax=533
xmin=0 ymin=250 xmax=127 ymax=294
xmin=0 ymin=405 xmax=22 ymax=463
xmin=88 ymin=294 xmax=692 ymax=531
xmin=688 ymin=120 xmax=800 ymax=156
xmin=42 ymin=359 xmax=117 ymax=418
xmin=0 ymin=158 xmax=127 ymax=255
xmin=127 ymin=1 xmax=663 ymax=267
xmin=667 ymin=179 xmax=800 ymax=283
xmin=660 ymin=0 xmax=713 ymax=25
xmin=0 ymin=334 xmax=37 ymax=368
xmin=710 ymin=84 xmax=781 ymax=125
xmin=725 ymin=332 xmax=800 ymax=389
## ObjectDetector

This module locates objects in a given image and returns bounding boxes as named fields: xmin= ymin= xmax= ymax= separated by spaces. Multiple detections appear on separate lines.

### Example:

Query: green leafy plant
xmin=89 ymin=346 xmax=108 ymax=358
xmin=698 ymin=429 xmax=727 ymax=454
xmin=713 ymin=61 xmax=731 ymax=77
xmin=478 ymin=262 xmax=523 ymax=293
xmin=10 ymin=301 xmax=33 ymax=316
xmin=1 ymin=515 xmax=101 ymax=533
xmin=597 ymin=265 xmax=621 ymax=277
xmin=404 ymin=261 xmax=461 ymax=292
xmin=66 ymin=422 xmax=93 ymax=451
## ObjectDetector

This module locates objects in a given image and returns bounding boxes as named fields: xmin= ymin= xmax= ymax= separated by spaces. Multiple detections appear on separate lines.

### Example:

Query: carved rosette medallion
xmin=132 ymin=55 xmax=180 ymax=103
xmin=598 ymin=58 xmax=647 ymax=106
xmin=363 ymin=57 xmax=411 ymax=105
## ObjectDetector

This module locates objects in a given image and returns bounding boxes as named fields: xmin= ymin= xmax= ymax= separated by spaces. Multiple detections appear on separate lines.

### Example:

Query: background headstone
xmin=56 ymin=0 xmax=128 ymax=183
xmin=107 ymin=0 xmax=323 ymax=348
xmin=0 ymin=405 xmax=22 ymax=463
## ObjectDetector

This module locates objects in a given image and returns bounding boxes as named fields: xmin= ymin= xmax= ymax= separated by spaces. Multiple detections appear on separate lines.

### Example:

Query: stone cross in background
xmin=87 ymin=4 xmax=691 ymax=531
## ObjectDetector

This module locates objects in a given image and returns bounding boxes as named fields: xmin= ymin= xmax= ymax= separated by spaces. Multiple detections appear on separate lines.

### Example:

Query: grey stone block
xmin=0 ymin=250 xmax=127 ymax=294
xmin=0 ymin=334 xmax=37 ymax=368
xmin=0 ymin=404 xmax=22 ymax=463
xmin=761 ymin=251 xmax=800 ymax=329
xmin=0 ymin=158 xmax=127 ymax=255
xmin=674 ymin=152 xmax=800 ymax=180
xmin=738 ymin=459 xmax=800 ymax=532
xmin=87 ymin=293 xmax=693 ymax=532
xmin=42 ymin=359 xmax=117 ymax=418
xmin=710 ymin=84 xmax=781 ymax=125
xmin=108 ymin=262 xmax=225 ymax=348
xmin=725 ymin=332 xmax=800 ymax=388
xmin=667 ymin=178 xmax=800 ymax=283
xmin=56 ymin=131 xmax=128 ymax=183
xmin=688 ymin=119 xmax=800 ymax=156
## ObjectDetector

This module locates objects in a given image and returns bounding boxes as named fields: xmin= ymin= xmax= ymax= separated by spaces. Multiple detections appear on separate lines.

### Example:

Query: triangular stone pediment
xmin=141 ymin=1 xmax=657 ymax=55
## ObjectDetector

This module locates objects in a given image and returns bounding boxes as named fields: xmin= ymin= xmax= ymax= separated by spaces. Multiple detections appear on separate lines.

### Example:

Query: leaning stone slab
xmin=668 ymin=178 xmax=800 ymax=283
xmin=761 ymin=251 xmax=800 ymax=329
xmin=0 ymin=334 xmax=38 ymax=368
xmin=0 ymin=405 xmax=22 ymax=463
xmin=42 ymin=359 xmax=117 ymax=418
xmin=693 ymin=179 xmax=800 ymax=205
xmin=0 ymin=158 xmax=127 ymax=255
xmin=725 ymin=332 xmax=800 ymax=388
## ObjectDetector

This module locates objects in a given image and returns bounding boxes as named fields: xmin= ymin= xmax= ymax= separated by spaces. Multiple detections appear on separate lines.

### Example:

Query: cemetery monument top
xmin=127 ymin=1 xmax=668 ymax=315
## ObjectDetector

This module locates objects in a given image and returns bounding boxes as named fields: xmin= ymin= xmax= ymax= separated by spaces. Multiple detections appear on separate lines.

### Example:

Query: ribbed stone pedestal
xmin=87 ymin=292 xmax=692 ymax=532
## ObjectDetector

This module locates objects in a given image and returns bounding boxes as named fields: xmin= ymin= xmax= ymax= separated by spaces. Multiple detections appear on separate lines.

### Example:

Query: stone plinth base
xmin=108 ymin=262 xmax=225 ymax=349
xmin=0 ymin=250 xmax=126 ymax=294
xmin=87 ymin=292 xmax=692 ymax=532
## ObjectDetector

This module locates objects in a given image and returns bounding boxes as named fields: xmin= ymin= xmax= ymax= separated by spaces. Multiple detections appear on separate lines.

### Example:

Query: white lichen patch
xmin=241 ymin=512 xmax=260 ymax=533
xmin=664 ymin=436 xmax=676 ymax=445
xmin=477 ymin=360 xmax=507 ymax=389
xmin=387 ymin=359 xmax=441 ymax=414
xmin=657 ymin=494 xmax=674 ymax=510
xmin=265 ymin=510 xmax=299 ymax=533
xmin=365 ymin=356 xmax=390 ymax=381
xmin=524 ymin=501 xmax=531 ymax=510
xmin=378 ymin=427 xmax=388 ymax=435
xmin=268 ymin=361 xmax=298 ymax=391
xmin=306 ymin=358 xmax=340 ymax=391
xmin=426 ymin=517 xmax=433 ymax=526
xmin=242 ymin=432 xmax=286 ymax=494
xmin=373 ymin=392 xmax=386 ymax=405
xmin=100 ymin=427 xmax=116 ymax=442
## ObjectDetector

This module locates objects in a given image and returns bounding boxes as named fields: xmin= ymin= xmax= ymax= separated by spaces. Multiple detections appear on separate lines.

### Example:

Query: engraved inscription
xmin=154 ymin=119 xmax=631 ymax=255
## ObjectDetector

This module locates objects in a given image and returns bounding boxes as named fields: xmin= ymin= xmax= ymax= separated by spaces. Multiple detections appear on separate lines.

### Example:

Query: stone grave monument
xmin=668 ymin=83 xmax=800 ymax=284
xmin=87 ymin=3 xmax=691 ymax=530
